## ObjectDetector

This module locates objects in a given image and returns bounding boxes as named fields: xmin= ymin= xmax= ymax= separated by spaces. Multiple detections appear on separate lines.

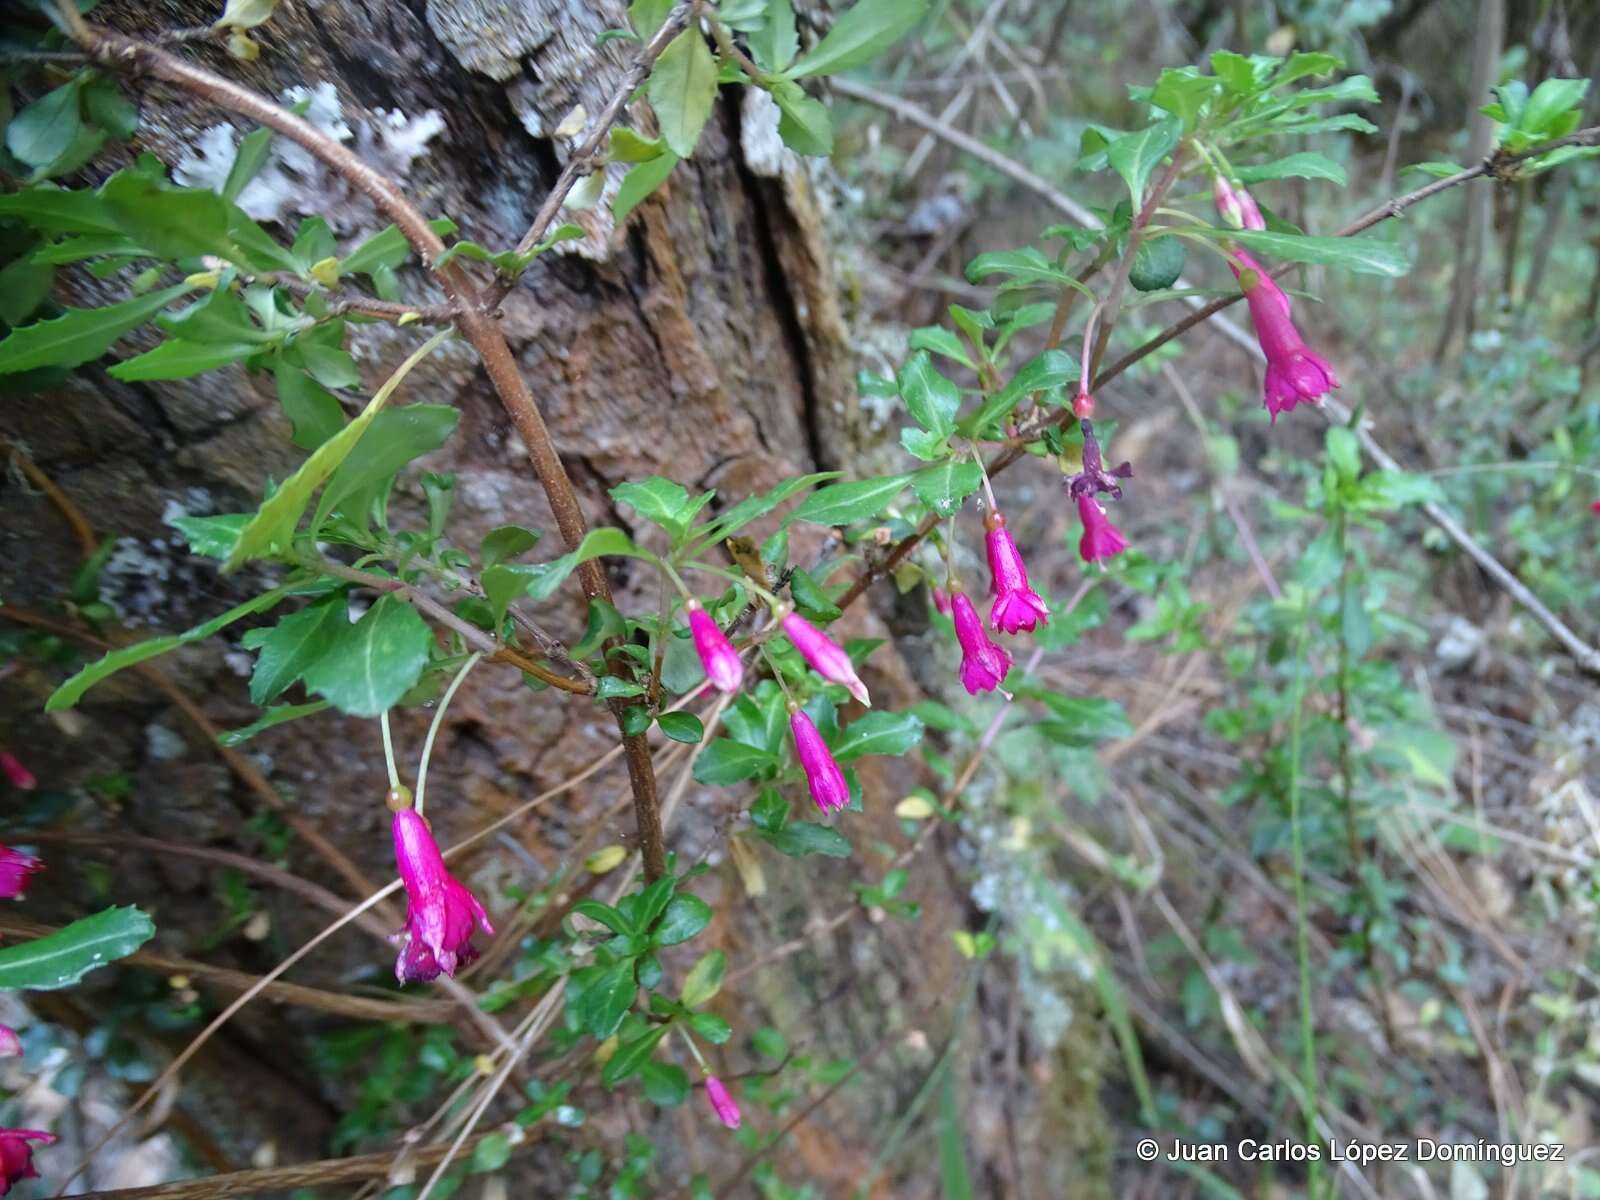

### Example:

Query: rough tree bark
xmin=1 ymin=2 xmax=1105 ymax=1194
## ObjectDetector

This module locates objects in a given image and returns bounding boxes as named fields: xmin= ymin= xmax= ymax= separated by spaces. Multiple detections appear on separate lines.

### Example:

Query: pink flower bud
xmin=781 ymin=613 xmax=870 ymax=707
xmin=687 ymin=601 xmax=744 ymax=694
xmin=0 ymin=1026 xmax=19 ymax=1058
xmin=0 ymin=753 xmax=35 ymax=792
xmin=951 ymin=591 xmax=1012 ymax=694
xmin=931 ymin=586 xmax=952 ymax=616
xmin=789 ymin=708 xmax=849 ymax=814
xmin=0 ymin=847 xmax=43 ymax=901
xmin=984 ymin=513 xmax=1049 ymax=635
xmin=1076 ymin=495 xmax=1128 ymax=564
xmin=391 ymin=808 xmax=494 ymax=984
xmin=704 ymin=1075 xmax=741 ymax=1129
xmin=1072 ymin=390 xmax=1095 ymax=419
xmin=0 ymin=1128 xmax=54 ymax=1193
xmin=1231 ymin=250 xmax=1339 ymax=420
xmin=1213 ymin=175 xmax=1265 ymax=231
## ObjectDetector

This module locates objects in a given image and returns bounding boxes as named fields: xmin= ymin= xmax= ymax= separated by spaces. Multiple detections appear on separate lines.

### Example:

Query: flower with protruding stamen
xmin=687 ymin=600 xmax=743 ymax=694
xmin=789 ymin=707 xmax=849 ymax=814
xmin=951 ymin=591 xmax=1012 ymax=694
xmin=984 ymin=512 xmax=1049 ymax=635
xmin=781 ymin=612 xmax=870 ymax=707
xmin=704 ymin=1076 xmax=741 ymax=1129
xmin=391 ymin=803 xmax=494 ymax=984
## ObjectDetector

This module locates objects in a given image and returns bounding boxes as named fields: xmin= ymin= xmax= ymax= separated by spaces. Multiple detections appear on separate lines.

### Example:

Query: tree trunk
xmin=1 ymin=3 xmax=1107 ymax=1194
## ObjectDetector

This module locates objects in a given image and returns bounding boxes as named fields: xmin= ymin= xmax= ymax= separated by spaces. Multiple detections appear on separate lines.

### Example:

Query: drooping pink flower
xmin=391 ymin=807 xmax=494 ymax=984
xmin=951 ymin=591 xmax=1012 ymax=694
xmin=1591 ymin=499 xmax=1600 ymax=514
xmin=0 ymin=848 xmax=43 ymax=901
xmin=0 ymin=1129 xmax=54 ymax=1196
xmin=931 ymin=586 xmax=952 ymax=616
xmin=984 ymin=512 xmax=1049 ymax=635
xmin=704 ymin=1076 xmax=741 ymax=1129
xmin=789 ymin=708 xmax=849 ymax=814
xmin=1076 ymin=495 xmax=1128 ymax=564
xmin=781 ymin=612 xmax=870 ymax=707
xmin=0 ymin=753 xmax=34 ymax=792
xmin=687 ymin=600 xmax=743 ymax=694
xmin=0 ymin=1027 xmax=18 ymax=1058
xmin=1065 ymin=419 xmax=1133 ymax=503
xmin=1213 ymin=175 xmax=1265 ymax=231
xmin=1230 ymin=250 xmax=1340 ymax=420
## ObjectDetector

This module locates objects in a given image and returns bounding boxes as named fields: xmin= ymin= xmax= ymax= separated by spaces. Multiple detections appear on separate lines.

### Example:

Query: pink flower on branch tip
xmin=390 ymin=805 xmax=493 ymax=984
xmin=0 ymin=753 xmax=34 ymax=792
xmin=789 ymin=708 xmax=849 ymax=814
xmin=1076 ymin=495 xmax=1128 ymax=564
xmin=781 ymin=612 xmax=870 ymax=707
xmin=0 ymin=847 xmax=43 ymax=901
xmin=0 ymin=1027 xmax=18 ymax=1059
xmin=1230 ymin=250 xmax=1340 ymax=420
xmin=0 ymin=1129 xmax=54 ymax=1195
xmin=1213 ymin=175 xmax=1265 ymax=231
xmin=687 ymin=600 xmax=743 ymax=694
xmin=984 ymin=512 xmax=1049 ymax=635
xmin=704 ymin=1076 xmax=741 ymax=1129
xmin=951 ymin=591 xmax=1012 ymax=695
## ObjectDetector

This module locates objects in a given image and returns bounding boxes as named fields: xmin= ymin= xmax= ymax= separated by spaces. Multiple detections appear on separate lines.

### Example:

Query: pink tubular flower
xmin=1231 ymin=250 xmax=1340 ymax=420
xmin=984 ymin=512 xmax=1049 ymax=635
xmin=951 ymin=591 xmax=1012 ymax=695
xmin=687 ymin=600 xmax=743 ymax=694
xmin=0 ymin=753 xmax=34 ymax=792
xmin=1076 ymin=495 xmax=1128 ymax=564
xmin=391 ymin=807 xmax=494 ymax=984
xmin=0 ymin=847 xmax=43 ymax=901
xmin=931 ymin=586 xmax=952 ymax=616
xmin=0 ymin=1027 xmax=18 ymax=1058
xmin=0 ymin=1129 xmax=54 ymax=1195
xmin=1213 ymin=175 xmax=1265 ymax=231
xmin=781 ymin=612 xmax=870 ymax=707
xmin=704 ymin=1076 xmax=741 ymax=1129
xmin=789 ymin=708 xmax=849 ymax=814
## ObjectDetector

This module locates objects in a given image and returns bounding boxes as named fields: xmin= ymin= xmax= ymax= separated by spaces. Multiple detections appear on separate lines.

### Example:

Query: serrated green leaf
xmin=108 ymin=338 xmax=258 ymax=381
xmin=960 ymin=348 xmax=1075 ymax=435
xmin=691 ymin=470 xmax=841 ymax=548
xmin=575 ymin=959 xmax=637 ymax=1039
xmin=169 ymin=512 xmax=251 ymax=560
xmin=0 ymin=906 xmax=154 ymax=991
xmin=516 ymin=528 xmax=655 ymax=603
xmin=480 ymin=525 xmax=542 ymax=568
xmin=1107 ymin=117 xmax=1181 ymax=208
xmin=785 ymin=474 xmax=911 ymax=527
xmin=785 ymin=0 xmax=929 ymax=79
xmin=0 ymin=187 xmax=122 ymax=236
xmin=897 ymin=349 xmax=961 ymax=435
xmin=300 ymin=594 xmax=433 ymax=717
xmin=274 ymin=360 xmax=345 ymax=451
xmin=909 ymin=460 xmax=981 ymax=516
xmin=1234 ymin=152 xmax=1347 ymax=186
xmin=245 ymin=592 xmax=350 ymax=705
xmin=311 ymin=404 xmax=461 ymax=531
xmin=649 ymin=29 xmax=719 ymax=158
xmin=964 ymin=246 xmax=1073 ymax=288
xmin=772 ymin=81 xmax=833 ymax=155
xmin=751 ymin=0 xmax=798 ymax=70
xmin=216 ymin=700 xmax=329 ymax=746
xmin=831 ymin=710 xmax=923 ymax=761
xmin=0 ymin=282 xmax=192 ymax=375
xmin=653 ymin=893 xmax=712 ymax=946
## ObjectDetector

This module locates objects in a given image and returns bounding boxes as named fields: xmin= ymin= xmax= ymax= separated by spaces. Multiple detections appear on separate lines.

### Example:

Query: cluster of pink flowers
xmin=1213 ymin=176 xmax=1340 ymax=420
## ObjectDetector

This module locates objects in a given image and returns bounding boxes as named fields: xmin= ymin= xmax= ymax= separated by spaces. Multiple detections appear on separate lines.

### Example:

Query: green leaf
xmin=909 ymin=460 xmax=981 ymax=517
xmin=0 ymin=187 xmax=123 ymax=236
xmin=785 ymin=474 xmax=911 ymax=527
xmin=1275 ymin=52 xmax=1343 ymax=87
xmin=82 ymin=76 xmax=138 ymax=139
xmin=0 ymin=282 xmax=191 ymax=375
xmin=340 ymin=225 xmax=410 ymax=276
xmin=0 ymin=905 xmax=154 ymax=990
xmin=761 ymin=821 xmax=851 ymax=858
xmin=517 ymin=528 xmax=655 ymax=603
xmin=831 ymin=710 xmax=923 ymax=762
xmin=1520 ymin=78 xmax=1587 ymax=137
xmin=1129 ymin=236 xmax=1186 ymax=292
xmin=686 ymin=1011 xmax=731 ymax=1043
xmin=222 ymin=125 xmax=275 ymax=204
xmin=751 ymin=0 xmax=798 ymax=71
xmin=602 ymin=1025 xmax=669 ymax=1088
xmin=614 ymin=152 xmax=679 ymax=226
xmin=224 ymin=329 xmax=450 ymax=569
xmin=99 ymin=171 xmax=296 ymax=273
xmin=480 ymin=525 xmax=542 ymax=568
xmin=1149 ymin=67 xmax=1219 ymax=129
xmin=965 ymin=246 xmax=1073 ymax=289
xmin=1026 ymin=692 xmax=1133 ymax=744
xmin=244 ymin=593 xmax=350 ymax=705
xmin=692 ymin=470 xmax=841 ymax=547
xmin=311 ymin=404 xmax=461 ymax=530
xmin=216 ymin=700 xmax=329 ymax=746
xmin=610 ymin=476 xmax=710 ymax=539
xmin=653 ymin=893 xmax=712 ymax=946
xmin=772 ymin=81 xmax=834 ymax=156
xmin=785 ymin=0 xmax=929 ymax=79
xmin=169 ymin=512 xmax=250 ymax=559
xmin=1209 ymin=50 xmax=1263 ymax=94
xmin=1107 ymin=117 xmax=1181 ymax=208
xmin=898 ymin=350 xmax=961 ymax=435
xmin=470 ymin=1132 xmax=511 ymax=1173
xmin=680 ymin=949 xmax=725 ymax=1007
xmin=573 ymin=899 xmax=635 ymax=935
xmin=656 ymin=711 xmax=705 ymax=744
xmin=298 ymin=340 xmax=361 ymax=390
xmin=938 ymin=1068 xmax=973 ymax=1200
xmin=1234 ymin=152 xmax=1347 ymax=186
xmin=274 ymin=360 xmax=345 ymax=451
xmin=108 ymin=338 xmax=258 ymax=381
xmin=300 ymin=594 xmax=434 ymax=717
xmin=629 ymin=0 xmax=673 ymax=37
xmin=960 ymin=348 xmax=1075 ymax=435
xmin=640 ymin=1060 xmax=689 ymax=1106
xmin=693 ymin=738 xmax=778 ymax=785
xmin=575 ymin=959 xmax=637 ymax=1039
xmin=610 ymin=127 xmax=665 ymax=162
xmin=46 ymin=586 xmax=291 ymax=711
xmin=1219 ymin=229 xmax=1410 ymax=277
xmin=7 ymin=79 xmax=86 ymax=169
xmin=648 ymin=30 xmax=719 ymax=158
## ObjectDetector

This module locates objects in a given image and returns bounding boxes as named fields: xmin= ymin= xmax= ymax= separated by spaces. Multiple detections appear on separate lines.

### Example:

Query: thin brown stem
xmin=2 ymin=438 xmax=98 ymax=557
